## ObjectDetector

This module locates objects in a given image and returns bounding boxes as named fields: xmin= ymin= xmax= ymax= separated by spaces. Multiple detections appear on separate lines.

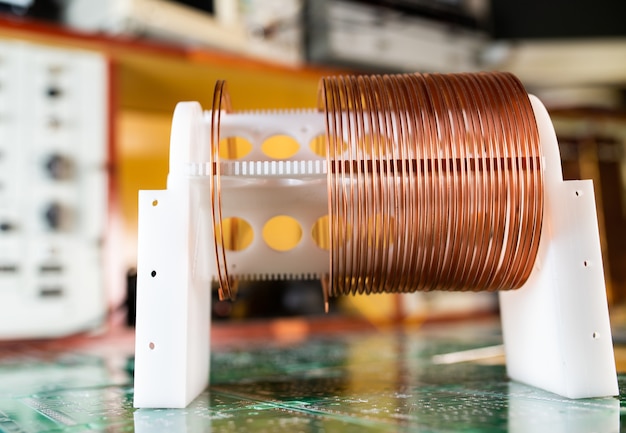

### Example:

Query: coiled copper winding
xmin=210 ymin=80 xmax=236 ymax=301
xmin=210 ymin=72 xmax=543 ymax=302
xmin=319 ymin=72 xmax=543 ymax=297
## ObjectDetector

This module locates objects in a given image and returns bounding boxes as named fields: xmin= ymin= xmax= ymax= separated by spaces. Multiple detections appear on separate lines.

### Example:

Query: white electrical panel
xmin=0 ymin=39 xmax=109 ymax=339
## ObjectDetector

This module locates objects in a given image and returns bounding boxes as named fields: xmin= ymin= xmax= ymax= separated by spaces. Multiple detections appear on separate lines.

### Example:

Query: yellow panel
xmin=116 ymin=110 xmax=172 ymax=248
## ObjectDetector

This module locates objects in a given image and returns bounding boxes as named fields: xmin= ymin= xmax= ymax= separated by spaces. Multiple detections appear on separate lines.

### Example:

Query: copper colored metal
xmin=208 ymin=72 xmax=544 ymax=303
xmin=210 ymin=80 xmax=236 ymax=301
xmin=319 ymin=72 xmax=543 ymax=297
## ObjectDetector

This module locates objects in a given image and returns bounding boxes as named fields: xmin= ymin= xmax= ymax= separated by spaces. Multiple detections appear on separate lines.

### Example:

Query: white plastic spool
xmin=133 ymin=96 xmax=617 ymax=408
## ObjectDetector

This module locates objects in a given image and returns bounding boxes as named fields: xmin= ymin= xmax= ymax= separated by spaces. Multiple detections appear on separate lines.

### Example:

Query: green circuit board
xmin=0 ymin=322 xmax=623 ymax=432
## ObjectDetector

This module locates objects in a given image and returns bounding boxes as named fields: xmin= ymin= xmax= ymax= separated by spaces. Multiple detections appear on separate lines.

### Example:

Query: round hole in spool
xmin=219 ymin=136 xmax=253 ymax=160
xmin=575 ymin=190 xmax=582 ymax=197
xmin=149 ymin=342 xmax=155 ymax=350
xmin=309 ymin=134 xmax=347 ymax=158
xmin=316 ymin=216 xmax=353 ymax=250
xmin=261 ymin=135 xmax=300 ymax=159
xmin=152 ymin=200 xmax=158 ymax=207
xmin=312 ymin=215 xmax=330 ymax=250
xmin=584 ymin=260 xmax=589 ymax=267
xmin=216 ymin=217 xmax=254 ymax=251
xmin=592 ymin=332 xmax=600 ymax=339
xmin=358 ymin=133 xmax=394 ymax=157
xmin=151 ymin=270 xmax=157 ymax=277
xmin=263 ymin=216 xmax=302 ymax=251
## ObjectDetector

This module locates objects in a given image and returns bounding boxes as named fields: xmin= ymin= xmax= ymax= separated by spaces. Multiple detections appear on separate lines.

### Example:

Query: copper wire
xmin=208 ymin=72 xmax=543 ymax=303
xmin=319 ymin=72 xmax=543 ymax=297
xmin=210 ymin=80 xmax=236 ymax=301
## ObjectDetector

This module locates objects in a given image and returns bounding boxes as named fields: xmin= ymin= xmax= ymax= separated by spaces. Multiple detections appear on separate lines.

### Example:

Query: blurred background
xmin=1 ymin=0 xmax=626 ymax=338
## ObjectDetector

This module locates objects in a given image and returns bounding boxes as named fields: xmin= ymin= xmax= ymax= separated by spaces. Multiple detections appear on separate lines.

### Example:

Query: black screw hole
xmin=151 ymin=270 xmax=157 ymax=277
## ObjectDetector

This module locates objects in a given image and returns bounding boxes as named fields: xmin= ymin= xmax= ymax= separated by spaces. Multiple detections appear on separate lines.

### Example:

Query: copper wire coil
xmin=319 ymin=72 xmax=543 ymax=297
xmin=209 ymin=72 xmax=543 ymax=302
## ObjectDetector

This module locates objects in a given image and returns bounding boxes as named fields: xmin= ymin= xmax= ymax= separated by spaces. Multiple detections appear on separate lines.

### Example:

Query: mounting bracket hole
xmin=592 ymin=332 xmax=600 ymax=340
xmin=149 ymin=342 xmax=155 ymax=350
xmin=583 ymin=261 xmax=589 ymax=267
xmin=575 ymin=190 xmax=582 ymax=197
xmin=152 ymin=199 xmax=159 ymax=207
xmin=151 ymin=270 xmax=157 ymax=277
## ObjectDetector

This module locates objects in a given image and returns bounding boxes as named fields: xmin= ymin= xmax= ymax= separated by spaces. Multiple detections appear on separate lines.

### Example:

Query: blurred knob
xmin=44 ymin=202 xmax=64 ymax=230
xmin=44 ymin=153 xmax=73 ymax=180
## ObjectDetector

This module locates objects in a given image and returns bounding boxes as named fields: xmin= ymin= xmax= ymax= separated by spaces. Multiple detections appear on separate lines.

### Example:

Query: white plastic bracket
xmin=499 ymin=96 xmax=618 ymax=398
xmin=134 ymin=102 xmax=210 ymax=408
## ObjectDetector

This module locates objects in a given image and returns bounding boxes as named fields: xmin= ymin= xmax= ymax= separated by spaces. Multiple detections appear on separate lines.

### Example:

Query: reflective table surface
xmin=0 ymin=319 xmax=623 ymax=432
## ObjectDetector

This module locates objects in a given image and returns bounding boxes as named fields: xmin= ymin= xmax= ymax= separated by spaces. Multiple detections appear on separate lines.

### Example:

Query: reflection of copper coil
xmin=210 ymin=72 xmax=543 ymax=302
xmin=319 ymin=72 xmax=543 ymax=297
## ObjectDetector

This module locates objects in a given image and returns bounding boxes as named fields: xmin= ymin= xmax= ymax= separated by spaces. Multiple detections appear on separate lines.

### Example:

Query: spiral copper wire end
xmin=321 ymin=274 xmax=330 ymax=313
